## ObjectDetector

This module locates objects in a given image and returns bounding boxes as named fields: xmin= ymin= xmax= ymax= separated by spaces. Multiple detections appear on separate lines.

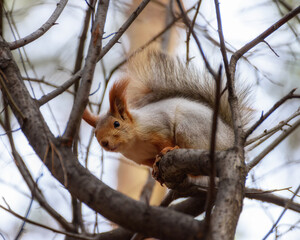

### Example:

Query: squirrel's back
xmin=124 ymin=49 xmax=250 ymax=128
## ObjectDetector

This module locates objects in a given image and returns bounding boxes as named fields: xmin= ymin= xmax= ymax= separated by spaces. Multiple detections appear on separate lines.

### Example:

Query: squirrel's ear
xmin=109 ymin=79 xmax=132 ymax=121
xmin=82 ymin=108 xmax=99 ymax=128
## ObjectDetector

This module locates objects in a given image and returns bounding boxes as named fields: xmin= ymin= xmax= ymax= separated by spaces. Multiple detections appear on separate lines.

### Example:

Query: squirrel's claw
xmin=152 ymin=146 xmax=180 ymax=185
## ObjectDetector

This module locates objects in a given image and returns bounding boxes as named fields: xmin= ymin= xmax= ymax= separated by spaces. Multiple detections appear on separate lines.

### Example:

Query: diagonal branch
xmin=229 ymin=5 xmax=300 ymax=81
xmin=38 ymin=71 xmax=82 ymax=106
xmin=176 ymin=0 xmax=217 ymax=79
xmin=8 ymin=0 xmax=68 ymax=50
xmin=245 ymin=88 xmax=299 ymax=139
xmin=1 ymin=108 xmax=75 ymax=232
xmin=0 ymin=204 xmax=94 ymax=240
xmin=262 ymin=184 xmax=300 ymax=240
xmin=62 ymin=0 xmax=110 ymax=141
xmin=98 ymin=0 xmax=151 ymax=61
xmin=247 ymin=117 xmax=300 ymax=171
xmin=246 ymin=108 xmax=300 ymax=149
xmin=37 ymin=0 xmax=152 ymax=108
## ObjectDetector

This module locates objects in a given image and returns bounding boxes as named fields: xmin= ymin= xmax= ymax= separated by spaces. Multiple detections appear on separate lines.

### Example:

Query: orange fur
xmin=109 ymin=78 xmax=132 ymax=121
xmin=82 ymin=108 xmax=99 ymax=128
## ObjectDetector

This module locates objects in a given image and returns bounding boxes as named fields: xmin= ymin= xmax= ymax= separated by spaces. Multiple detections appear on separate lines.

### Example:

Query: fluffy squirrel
xmin=83 ymin=49 xmax=250 ymax=167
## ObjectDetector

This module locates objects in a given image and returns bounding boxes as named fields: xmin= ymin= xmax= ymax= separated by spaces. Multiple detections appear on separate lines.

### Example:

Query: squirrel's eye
xmin=113 ymin=121 xmax=120 ymax=128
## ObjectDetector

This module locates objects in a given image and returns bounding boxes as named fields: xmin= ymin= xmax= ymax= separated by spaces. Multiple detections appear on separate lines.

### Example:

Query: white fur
xmin=132 ymin=97 xmax=234 ymax=151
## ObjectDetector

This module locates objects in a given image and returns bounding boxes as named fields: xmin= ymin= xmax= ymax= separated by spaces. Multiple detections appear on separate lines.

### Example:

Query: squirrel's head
xmin=82 ymin=79 xmax=135 ymax=153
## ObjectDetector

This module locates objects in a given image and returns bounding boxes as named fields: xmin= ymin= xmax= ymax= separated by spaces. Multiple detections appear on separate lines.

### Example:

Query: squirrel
xmin=82 ymin=49 xmax=250 ymax=168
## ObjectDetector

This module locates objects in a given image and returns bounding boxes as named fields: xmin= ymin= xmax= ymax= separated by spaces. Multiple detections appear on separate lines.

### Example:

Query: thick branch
xmin=157 ymin=149 xmax=300 ymax=214
xmin=8 ymin=0 xmax=68 ymax=50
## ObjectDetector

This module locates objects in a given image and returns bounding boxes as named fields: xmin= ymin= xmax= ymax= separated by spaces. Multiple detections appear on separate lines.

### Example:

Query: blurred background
xmin=0 ymin=0 xmax=299 ymax=239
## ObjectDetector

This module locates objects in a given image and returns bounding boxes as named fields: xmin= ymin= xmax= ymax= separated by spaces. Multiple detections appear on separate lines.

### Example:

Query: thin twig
xmin=247 ymin=117 xmax=300 ymax=171
xmin=176 ymin=0 xmax=217 ymax=79
xmin=246 ymin=108 xmax=300 ymax=148
xmin=245 ymin=88 xmax=299 ymax=139
xmin=139 ymin=170 xmax=156 ymax=203
xmin=262 ymin=184 xmax=300 ymax=240
xmin=204 ymin=66 xmax=222 ymax=236
xmin=214 ymin=0 xmax=231 ymax=86
xmin=245 ymin=188 xmax=300 ymax=213
xmin=73 ymin=0 xmax=94 ymax=91
xmin=230 ymin=5 xmax=300 ymax=75
xmin=98 ymin=0 xmax=151 ymax=61
xmin=15 ymin=173 xmax=43 ymax=240
xmin=0 ymin=205 xmax=95 ymax=240
xmin=38 ymin=71 xmax=82 ymax=106
xmin=186 ymin=1 xmax=201 ymax=64
xmin=8 ymin=0 xmax=69 ymax=50
xmin=63 ymin=0 xmax=110 ymax=140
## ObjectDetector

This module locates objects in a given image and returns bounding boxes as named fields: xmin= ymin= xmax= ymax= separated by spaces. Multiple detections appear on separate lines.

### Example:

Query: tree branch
xmin=245 ymin=88 xmax=299 ymax=139
xmin=229 ymin=5 xmax=300 ymax=83
xmin=38 ymin=71 xmax=82 ymax=106
xmin=1 ymin=112 xmax=75 ymax=232
xmin=245 ymin=188 xmax=300 ymax=213
xmin=98 ymin=0 xmax=151 ymax=61
xmin=38 ymin=0 xmax=152 ymax=108
xmin=176 ymin=0 xmax=217 ymax=79
xmin=63 ymin=0 xmax=110 ymax=141
xmin=8 ymin=0 xmax=68 ymax=50
xmin=155 ymin=149 xmax=300 ymax=213
xmin=247 ymin=117 xmax=300 ymax=171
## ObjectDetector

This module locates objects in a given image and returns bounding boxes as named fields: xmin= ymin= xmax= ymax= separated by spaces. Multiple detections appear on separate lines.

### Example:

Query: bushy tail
xmin=124 ymin=49 xmax=251 ymax=127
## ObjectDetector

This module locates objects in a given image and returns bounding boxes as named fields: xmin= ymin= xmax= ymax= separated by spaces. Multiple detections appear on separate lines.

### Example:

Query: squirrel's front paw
xmin=152 ymin=146 xmax=179 ymax=185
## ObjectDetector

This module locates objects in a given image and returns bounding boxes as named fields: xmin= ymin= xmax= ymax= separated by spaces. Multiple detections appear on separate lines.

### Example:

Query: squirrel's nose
xmin=101 ymin=140 xmax=109 ymax=148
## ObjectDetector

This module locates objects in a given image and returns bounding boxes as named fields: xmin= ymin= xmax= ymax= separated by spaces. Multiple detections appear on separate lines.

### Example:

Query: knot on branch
xmin=154 ymin=149 xmax=228 ymax=196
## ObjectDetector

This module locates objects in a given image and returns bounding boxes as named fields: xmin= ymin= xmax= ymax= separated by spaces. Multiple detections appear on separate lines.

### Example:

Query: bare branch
xmin=154 ymin=148 xmax=300 ymax=213
xmin=0 ymin=204 xmax=95 ymax=240
xmin=139 ymin=171 xmax=156 ymax=203
xmin=63 ymin=0 xmax=110 ymax=141
xmin=262 ymin=184 xmax=300 ymax=240
xmin=8 ymin=0 xmax=68 ymax=50
xmin=38 ymin=71 xmax=82 ymax=106
xmin=214 ymin=0 xmax=231 ymax=85
xmin=230 ymin=5 xmax=300 ymax=77
xmin=186 ymin=1 xmax=201 ymax=64
xmin=98 ymin=0 xmax=152 ymax=61
xmin=247 ymin=117 xmax=300 ymax=170
xmin=204 ymin=66 xmax=222 ymax=235
xmin=246 ymin=108 xmax=300 ymax=149
xmin=245 ymin=89 xmax=300 ymax=139
xmin=245 ymin=188 xmax=300 ymax=213
xmin=176 ymin=0 xmax=217 ymax=79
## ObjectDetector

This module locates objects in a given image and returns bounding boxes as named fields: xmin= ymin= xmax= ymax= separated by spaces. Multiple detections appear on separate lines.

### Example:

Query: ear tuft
xmin=82 ymin=108 xmax=99 ymax=128
xmin=109 ymin=79 xmax=132 ymax=121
